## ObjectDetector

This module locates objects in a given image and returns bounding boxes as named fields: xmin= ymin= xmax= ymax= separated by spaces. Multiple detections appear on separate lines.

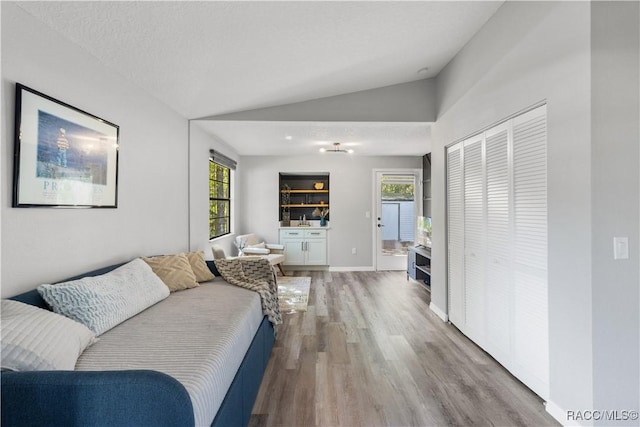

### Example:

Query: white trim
xmin=372 ymin=168 xmax=423 ymax=271
xmin=545 ymin=401 xmax=566 ymax=426
xmin=429 ymin=303 xmax=449 ymax=322
xmin=329 ymin=266 xmax=375 ymax=272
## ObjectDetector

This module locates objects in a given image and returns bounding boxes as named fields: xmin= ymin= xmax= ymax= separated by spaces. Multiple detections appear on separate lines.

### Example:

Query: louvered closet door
xmin=462 ymin=136 xmax=485 ymax=341
xmin=447 ymin=143 xmax=464 ymax=325
xmin=484 ymin=122 xmax=512 ymax=360
xmin=445 ymin=104 xmax=548 ymax=400
xmin=512 ymin=105 xmax=548 ymax=398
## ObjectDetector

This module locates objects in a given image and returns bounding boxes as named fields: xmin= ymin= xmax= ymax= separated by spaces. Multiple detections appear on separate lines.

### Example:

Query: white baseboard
xmin=329 ymin=266 xmax=375 ymax=272
xmin=545 ymin=400 xmax=592 ymax=427
xmin=545 ymin=401 xmax=567 ymax=426
xmin=429 ymin=303 xmax=448 ymax=322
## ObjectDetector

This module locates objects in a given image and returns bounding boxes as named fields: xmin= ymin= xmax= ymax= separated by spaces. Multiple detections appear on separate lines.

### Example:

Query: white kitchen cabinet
xmin=279 ymin=229 xmax=327 ymax=266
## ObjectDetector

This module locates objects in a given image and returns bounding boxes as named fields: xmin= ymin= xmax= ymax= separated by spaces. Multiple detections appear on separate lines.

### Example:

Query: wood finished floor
xmin=250 ymin=271 xmax=559 ymax=427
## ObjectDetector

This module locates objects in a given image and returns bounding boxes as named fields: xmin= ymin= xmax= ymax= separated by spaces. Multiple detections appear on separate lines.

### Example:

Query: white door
xmin=375 ymin=170 xmax=421 ymax=271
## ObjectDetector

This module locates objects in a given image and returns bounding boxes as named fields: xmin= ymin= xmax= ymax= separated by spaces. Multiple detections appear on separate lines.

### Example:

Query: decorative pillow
xmin=247 ymin=242 xmax=266 ymax=249
xmin=142 ymin=253 xmax=199 ymax=291
xmin=1 ymin=299 xmax=96 ymax=371
xmin=37 ymin=258 xmax=169 ymax=336
xmin=186 ymin=251 xmax=215 ymax=282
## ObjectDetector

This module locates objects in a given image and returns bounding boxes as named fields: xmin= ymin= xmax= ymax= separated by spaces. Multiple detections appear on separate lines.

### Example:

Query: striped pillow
xmin=37 ymin=259 xmax=169 ymax=336
xmin=1 ymin=299 xmax=96 ymax=371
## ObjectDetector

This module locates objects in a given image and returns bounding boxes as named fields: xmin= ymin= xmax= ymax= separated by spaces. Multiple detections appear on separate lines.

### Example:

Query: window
xmin=209 ymin=150 xmax=236 ymax=239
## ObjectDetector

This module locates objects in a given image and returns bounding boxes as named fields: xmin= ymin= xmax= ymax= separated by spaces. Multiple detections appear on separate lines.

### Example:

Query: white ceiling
xmin=194 ymin=120 xmax=432 ymax=156
xmin=17 ymin=1 xmax=504 ymax=156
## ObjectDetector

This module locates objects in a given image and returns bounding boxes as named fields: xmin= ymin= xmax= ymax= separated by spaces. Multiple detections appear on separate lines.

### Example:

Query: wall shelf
xmin=281 ymin=189 xmax=329 ymax=194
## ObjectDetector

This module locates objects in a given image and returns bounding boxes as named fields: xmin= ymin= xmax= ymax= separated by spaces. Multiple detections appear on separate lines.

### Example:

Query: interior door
xmin=375 ymin=170 xmax=421 ymax=271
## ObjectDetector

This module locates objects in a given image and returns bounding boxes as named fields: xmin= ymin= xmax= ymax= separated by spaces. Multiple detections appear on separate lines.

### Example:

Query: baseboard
xmin=429 ymin=303 xmax=449 ymax=322
xmin=545 ymin=400 xmax=592 ymax=427
xmin=545 ymin=401 xmax=567 ymax=426
xmin=328 ymin=266 xmax=375 ymax=272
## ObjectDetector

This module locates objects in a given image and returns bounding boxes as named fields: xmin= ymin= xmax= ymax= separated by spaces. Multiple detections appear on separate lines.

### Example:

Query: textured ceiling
xmin=16 ymin=1 xmax=503 ymax=155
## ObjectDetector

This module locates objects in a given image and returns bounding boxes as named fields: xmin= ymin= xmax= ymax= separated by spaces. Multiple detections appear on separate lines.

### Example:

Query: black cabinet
xmin=408 ymin=246 xmax=431 ymax=289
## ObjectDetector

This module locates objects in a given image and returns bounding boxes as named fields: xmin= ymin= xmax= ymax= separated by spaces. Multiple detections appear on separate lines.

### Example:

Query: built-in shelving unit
xmin=279 ymin=173 xmax=329 ymax=223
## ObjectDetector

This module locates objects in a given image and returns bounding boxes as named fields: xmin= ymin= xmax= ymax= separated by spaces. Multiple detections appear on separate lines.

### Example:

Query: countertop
xmin=279 ymin=226 xmax=331 ymax=230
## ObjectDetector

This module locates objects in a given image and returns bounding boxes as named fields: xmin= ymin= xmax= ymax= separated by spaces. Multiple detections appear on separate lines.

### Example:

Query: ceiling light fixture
xmin=320 ymin=142 xmax=354 ymax=154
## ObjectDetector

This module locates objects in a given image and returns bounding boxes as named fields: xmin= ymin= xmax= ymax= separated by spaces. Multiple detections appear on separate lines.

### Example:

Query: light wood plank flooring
xmin=250 ymin=271 xmax=558 ymax=427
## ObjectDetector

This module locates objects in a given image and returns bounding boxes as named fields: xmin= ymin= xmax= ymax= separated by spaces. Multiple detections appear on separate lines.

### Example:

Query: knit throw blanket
xmin=213 ymin=257 xmax=282 ymax=328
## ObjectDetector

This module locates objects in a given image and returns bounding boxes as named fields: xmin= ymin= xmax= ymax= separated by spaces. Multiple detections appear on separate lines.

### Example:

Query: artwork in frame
xmin=12 ymin=83 xmax=119 ymax=208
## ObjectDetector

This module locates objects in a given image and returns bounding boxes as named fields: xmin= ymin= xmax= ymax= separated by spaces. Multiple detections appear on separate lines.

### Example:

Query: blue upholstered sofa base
xmin=212 ymin=316 xmax=275 ymax=427
xmin=1 ymin=261 xmax=275 ymax=427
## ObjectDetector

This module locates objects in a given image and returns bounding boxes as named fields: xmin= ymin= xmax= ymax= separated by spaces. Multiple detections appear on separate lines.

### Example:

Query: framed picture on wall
xmin=12 ymin=83 xmax=120 ymax=208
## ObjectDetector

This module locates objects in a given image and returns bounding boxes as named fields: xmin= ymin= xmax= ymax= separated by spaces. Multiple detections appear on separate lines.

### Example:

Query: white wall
xmin=238 ymin=155 xmax=421 ymax=268
xmin=188 ymin=121 xmax=240 ymax=258
xmin=591 ymin=2 xmax=640 ymax=420
xmin=432 ymin=1 xmax=594 ymax=420
xmin=1 ymin=3 xmax=190 ymax=297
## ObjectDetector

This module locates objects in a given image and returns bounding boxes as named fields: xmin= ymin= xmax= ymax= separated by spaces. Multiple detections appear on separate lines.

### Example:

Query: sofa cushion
xmin=1 ymin=299 xmax=96 ymax=371
xmin=143 ymin=253 xmax=199 ymax=291
xmin=186 ymin=251 xmax=215 ymax=282
xmin=37 ymin=259 xmax=170 ymax=336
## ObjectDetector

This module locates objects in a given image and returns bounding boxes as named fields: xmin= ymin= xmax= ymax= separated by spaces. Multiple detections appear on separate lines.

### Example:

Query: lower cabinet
xmin=279 ymin=229 xmax=327 ymax=266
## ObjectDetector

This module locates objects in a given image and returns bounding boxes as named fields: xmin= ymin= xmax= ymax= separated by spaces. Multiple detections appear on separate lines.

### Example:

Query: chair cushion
xmin=243 ymin=247 xmax=270 ymax=255
xmin=263 ymin=253 xmax=285 ymax=266
xmin=236 ymin=234 xmax=260 ymax=247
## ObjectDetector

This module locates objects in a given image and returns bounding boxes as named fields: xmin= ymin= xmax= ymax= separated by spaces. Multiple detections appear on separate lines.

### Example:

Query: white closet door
xmin=447 ymin=143 xmax=464 ymax=325
xmin=445 ymin=105 xmax=548 ymax=400
xmin=462 ymin=136 xmax=485 ymax=341
xmin=512 ymin=105 xmax=548 ymax=398
xmin=484 ymin=122 xmax=512 ymax=360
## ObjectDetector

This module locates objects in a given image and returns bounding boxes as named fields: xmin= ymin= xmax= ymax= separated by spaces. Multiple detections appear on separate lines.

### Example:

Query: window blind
xmin=209 ymin=150 xmax=237 ymax=170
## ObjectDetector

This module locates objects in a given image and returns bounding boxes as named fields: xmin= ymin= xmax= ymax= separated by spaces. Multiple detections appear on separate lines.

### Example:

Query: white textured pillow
xmin=37 ymin=259 xmax=170 ymax=336
xmin=1 ymin=299 xmax=96 ymax=371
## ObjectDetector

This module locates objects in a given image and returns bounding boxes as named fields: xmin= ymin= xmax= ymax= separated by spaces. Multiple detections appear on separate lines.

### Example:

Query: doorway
xmin=374 ymin=170 xmax=421 ymax=270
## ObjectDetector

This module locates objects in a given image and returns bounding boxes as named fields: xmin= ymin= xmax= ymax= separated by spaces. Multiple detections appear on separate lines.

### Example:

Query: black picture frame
xmin=13 ymin=83 xmax=120 ymax=208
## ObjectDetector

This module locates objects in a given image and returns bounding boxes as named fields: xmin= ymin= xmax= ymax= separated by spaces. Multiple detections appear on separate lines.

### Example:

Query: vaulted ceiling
xmin=16 ymin=1 xmax=504 ymax=155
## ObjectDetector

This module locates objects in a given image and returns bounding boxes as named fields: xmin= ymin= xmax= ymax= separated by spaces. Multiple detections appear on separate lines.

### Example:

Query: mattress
xmin=75 ymin=280 xmax=263 ymax=427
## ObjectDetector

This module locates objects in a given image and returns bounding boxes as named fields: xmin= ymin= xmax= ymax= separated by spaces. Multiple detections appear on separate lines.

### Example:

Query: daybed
xmin=1 ymin=254 xmax=277 ymax=427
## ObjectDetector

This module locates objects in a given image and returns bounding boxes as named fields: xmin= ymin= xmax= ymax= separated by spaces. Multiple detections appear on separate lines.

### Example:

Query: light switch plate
xmin=613 ymin=237 xmax=629 ymax=260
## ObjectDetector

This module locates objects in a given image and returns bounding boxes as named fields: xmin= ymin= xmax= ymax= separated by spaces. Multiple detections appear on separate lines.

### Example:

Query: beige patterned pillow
xmin=142 ymin=253 xmax=199 ymax=292
xmin=186 ymin=251 xmax=215 ymax=282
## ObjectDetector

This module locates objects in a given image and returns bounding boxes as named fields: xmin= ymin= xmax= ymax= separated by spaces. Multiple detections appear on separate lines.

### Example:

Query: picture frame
xmin=13 ymin=83 xmax=120 ymax=208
